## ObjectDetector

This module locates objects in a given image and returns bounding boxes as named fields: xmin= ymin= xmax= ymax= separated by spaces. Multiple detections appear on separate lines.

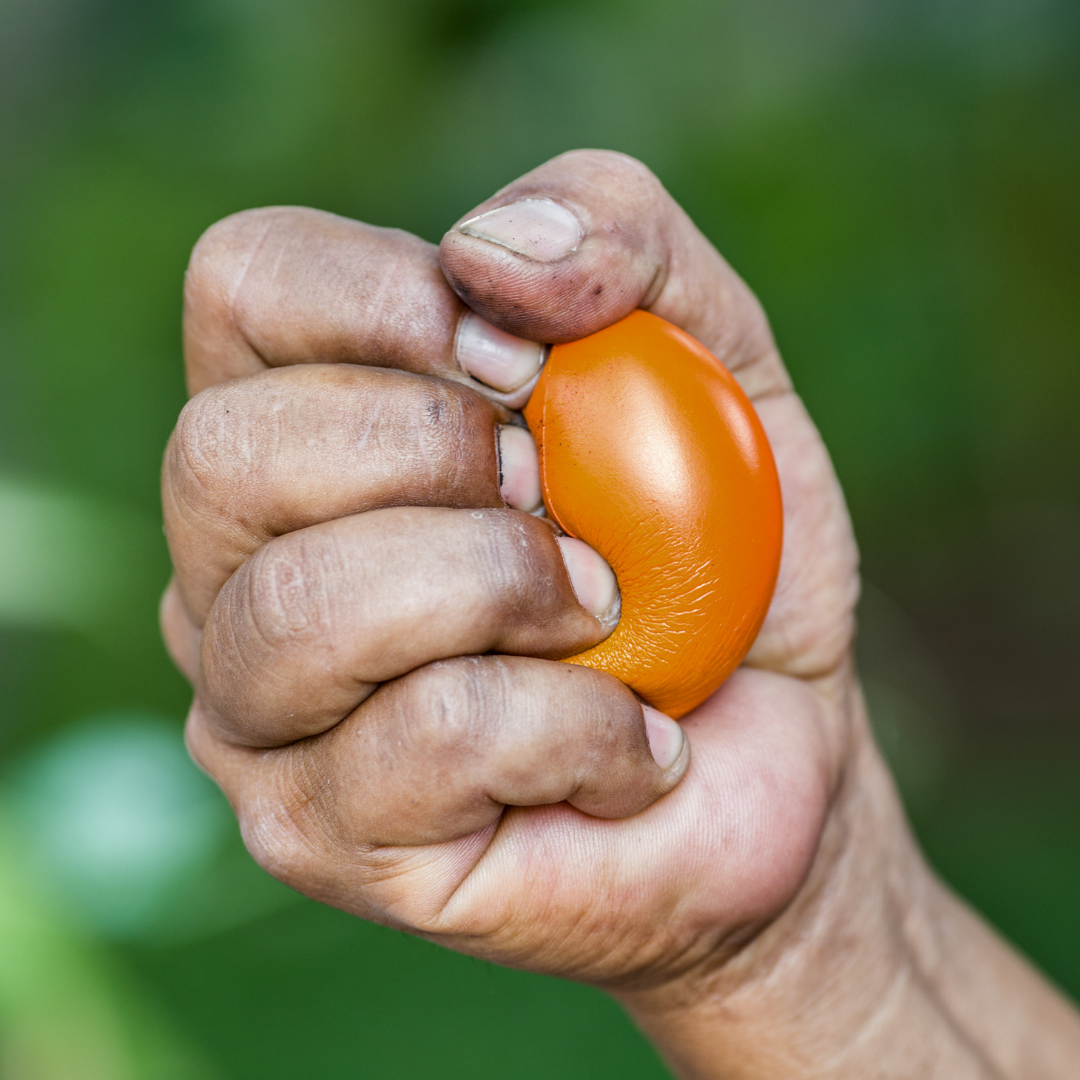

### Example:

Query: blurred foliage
xmin=0 ymin=0 xmax=1078 ymax=1076
xmin=0 ymin=811 xmax=218 ymax=1079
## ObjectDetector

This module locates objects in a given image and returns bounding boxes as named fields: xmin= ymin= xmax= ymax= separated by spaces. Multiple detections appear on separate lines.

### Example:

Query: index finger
xmin=183 ymin=207 xmax=547 ymax=409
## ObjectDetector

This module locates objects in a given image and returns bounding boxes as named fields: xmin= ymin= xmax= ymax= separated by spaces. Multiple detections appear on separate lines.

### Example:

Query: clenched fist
xmin=161 ymin=151 xmax=1080 ymax=1079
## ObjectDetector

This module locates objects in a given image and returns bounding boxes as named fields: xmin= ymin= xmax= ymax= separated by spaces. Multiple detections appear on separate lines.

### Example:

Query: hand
xmin=161 ymin=152 xmax=1080 ymax=1078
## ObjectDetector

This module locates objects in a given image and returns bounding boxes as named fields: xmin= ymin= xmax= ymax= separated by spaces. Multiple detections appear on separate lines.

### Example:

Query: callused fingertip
xmin=456 ymin=310 xmax=546 ymax=395
xmin=642 ymin=705 xmax=688 ymax=775
xmin=456 ymin=198 xmax=583 ymax=263
xmin=496 ymin=424 xmax=543 ymax=513
xmin=556 ymin=536 xmax=620 ymax=626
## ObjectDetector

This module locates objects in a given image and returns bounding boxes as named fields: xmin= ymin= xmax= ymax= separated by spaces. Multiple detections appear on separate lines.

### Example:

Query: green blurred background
xmin=0 ymin=0 xmax=1078 ymax=1075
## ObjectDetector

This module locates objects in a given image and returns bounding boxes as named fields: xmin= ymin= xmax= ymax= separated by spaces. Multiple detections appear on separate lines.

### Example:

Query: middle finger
xmin=164 ymin=362 xmax=529 ymax=622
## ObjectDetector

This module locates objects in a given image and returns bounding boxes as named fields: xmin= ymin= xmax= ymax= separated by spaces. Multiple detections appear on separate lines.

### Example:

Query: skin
xmin=162 ymin=150 xmax=1080 ymax=1078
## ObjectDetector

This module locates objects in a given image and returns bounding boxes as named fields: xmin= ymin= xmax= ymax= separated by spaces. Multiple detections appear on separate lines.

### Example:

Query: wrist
xmin=612 ymin=684 xmax=999 ymax=1079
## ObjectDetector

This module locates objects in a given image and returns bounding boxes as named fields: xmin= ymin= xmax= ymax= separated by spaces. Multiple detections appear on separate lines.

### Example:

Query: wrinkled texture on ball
xmin=524 ymin=310 xmax=783 ymax=718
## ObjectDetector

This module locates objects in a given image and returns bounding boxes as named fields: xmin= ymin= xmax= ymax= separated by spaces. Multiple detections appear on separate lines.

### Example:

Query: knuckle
xmin=184 ymin=206 xmax=315 ymax=332
xmin=235 ymin=756 xmax=397 ymax=911
xmin=182 ymin=704 xmax=215 ymax=774
xmin=414 ymin=382 xmax=471 ymax=468
xmin=184 ymin=208 xmax=275 ymax=306
xmin=183 ymin=708 xmax=327 ymax=890
xmin=474 ymin=513 xmax=548 ymax=610
xmin=392 ymin=381 xmax=498 ymax=503
xmin=237 ymin=780 xmax=326 ymax=891
xmin=555 ymin=148 xmax=664 ymax=203
xmin=401 ymin=659 xmax=490 ymax=758
xmin=167 ymin=386 xmax=241 ymax=507
xmin=242 ymin=534 xmax=334 ymax=648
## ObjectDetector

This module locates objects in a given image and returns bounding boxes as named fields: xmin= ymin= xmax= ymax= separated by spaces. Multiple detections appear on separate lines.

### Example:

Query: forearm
xmin=617 ymin=694 xmax=1080 ymax=1079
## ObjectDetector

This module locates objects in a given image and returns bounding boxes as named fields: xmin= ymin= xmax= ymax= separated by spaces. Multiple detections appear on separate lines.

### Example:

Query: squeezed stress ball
xmin=523 ymin=310 xmax=783 ymax=719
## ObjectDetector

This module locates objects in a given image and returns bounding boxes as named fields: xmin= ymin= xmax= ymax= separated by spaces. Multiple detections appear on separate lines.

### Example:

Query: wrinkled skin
xmin=162 ymin=151 xmax=1080 ymax=1078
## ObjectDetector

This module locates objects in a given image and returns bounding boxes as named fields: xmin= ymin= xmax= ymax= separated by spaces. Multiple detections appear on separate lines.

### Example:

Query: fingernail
xmin=643 ymin=705 xmax=685 ymax=771
xmin=457 ymin=198 xmax=583 ymax=262
xmin=456 ymin=311 xmax=546 ymax=394
xmin=556 ymin=536 xmax=620 ymax=627
xmin=497 ymin=425 xmax=542 ymax=513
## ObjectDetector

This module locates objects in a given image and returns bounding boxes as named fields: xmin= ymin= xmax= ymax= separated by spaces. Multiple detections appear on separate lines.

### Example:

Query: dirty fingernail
xmin=556 ymin=536 xmax=620 ymax=627
xmin=457 ymin=198 xmax=583 ymax=262
xmin=497 ymin=425 xmax=542 ymax=513
xmin=456 ymin=311 xmax=546 ymax=394
xmin=643 ymin=705 xmax=686 ymax=772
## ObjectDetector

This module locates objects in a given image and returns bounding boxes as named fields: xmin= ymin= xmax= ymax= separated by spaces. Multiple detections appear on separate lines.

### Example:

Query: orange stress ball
xmin=523 ymin=310 xmax=783 ymax=719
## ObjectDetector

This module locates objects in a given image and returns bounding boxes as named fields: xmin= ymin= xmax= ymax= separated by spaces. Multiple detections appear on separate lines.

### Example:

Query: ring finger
xmin=199 ymin=506 xmax=620 ymax=747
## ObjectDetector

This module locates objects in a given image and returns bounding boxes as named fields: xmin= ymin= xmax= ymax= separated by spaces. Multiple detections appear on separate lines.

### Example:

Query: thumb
xmin=439 ymin=149 xmax=783 ymax=400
